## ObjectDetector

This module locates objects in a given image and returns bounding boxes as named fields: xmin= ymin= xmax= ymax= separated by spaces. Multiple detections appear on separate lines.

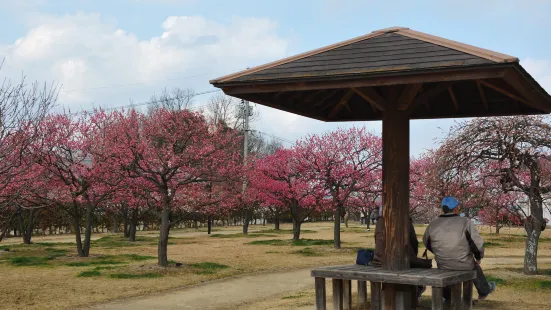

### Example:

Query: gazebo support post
xmin=382 ymin=91 xmax=411 ymax=310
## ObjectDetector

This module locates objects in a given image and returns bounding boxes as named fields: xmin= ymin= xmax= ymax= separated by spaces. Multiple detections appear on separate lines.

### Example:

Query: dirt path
xmin=86 ymin=268 xmax=313 ymax=310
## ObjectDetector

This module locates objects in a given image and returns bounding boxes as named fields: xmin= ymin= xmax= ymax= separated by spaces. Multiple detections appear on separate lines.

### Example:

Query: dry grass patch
xmin=1 ymin=222 xmax=551 ymax=309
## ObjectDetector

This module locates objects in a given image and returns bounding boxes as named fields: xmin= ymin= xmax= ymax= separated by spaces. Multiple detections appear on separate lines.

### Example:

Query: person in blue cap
xmin=423 ymin=196 xmax=496 ymax=303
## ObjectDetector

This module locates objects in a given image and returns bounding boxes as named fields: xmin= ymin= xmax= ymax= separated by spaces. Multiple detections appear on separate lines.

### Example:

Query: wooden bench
xmin=311 ymin=265 xmax=476 ymax=310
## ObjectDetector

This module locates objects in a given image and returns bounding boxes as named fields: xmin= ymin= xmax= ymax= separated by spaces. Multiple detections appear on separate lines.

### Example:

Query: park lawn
xmin=1 ymin=222 xmax=551 ymax=309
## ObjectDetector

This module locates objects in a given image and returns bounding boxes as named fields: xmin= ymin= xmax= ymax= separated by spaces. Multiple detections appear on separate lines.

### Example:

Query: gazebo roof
xmin=211 ymin=27 xmax=551 ymax=121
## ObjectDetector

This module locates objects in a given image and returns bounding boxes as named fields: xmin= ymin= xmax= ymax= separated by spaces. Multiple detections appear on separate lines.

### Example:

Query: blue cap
xmin=441 ymin=196 xmax=460 ymax=210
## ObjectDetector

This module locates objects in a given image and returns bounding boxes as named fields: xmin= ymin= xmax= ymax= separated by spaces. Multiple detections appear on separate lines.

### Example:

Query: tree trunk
xmin=495 ymin=222 xmax=501 ymax=235
xmin=274 ymin=212 xmax=280 ymax=231
xmin=113 ymin=216 xmax=119 ymax=233
xmin=1 ymin=208 xmax=20 ymax=242
xmin=82 ymin=202 xmax=94 ymax=257
xmin=524 ymin=219 xmax=541 ymax=275
xmin=334 ymin=207 xmax=341 ymax=249
xmin=23 ymin=208 xmax=35 ymax=244
xmin=524 ymin=186 xmax=545 ymax=275
xmin=242 ymin=209 xmax=250 ymax=235
xmin=344 ymin=211 xmax=349 ymax=228
xmin=128 ymin=209 xmax=137 ymax=242
xmin=72 ymin=203 xmax=85 ymax=257
xmin=123 ymin=207 xmax=129 ymax=238
xmin=292 ymin=219 xmax=301 ymax=241
xmin=207 ymin=215 xmax=212 ymax=235
xmin=366 ymin=210 xmax=372 ymax=230
xmin=158 ymin=206 xmax=170 ymax=267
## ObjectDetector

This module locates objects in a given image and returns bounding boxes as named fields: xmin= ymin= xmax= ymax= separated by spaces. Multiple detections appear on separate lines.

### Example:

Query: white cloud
xmin=0 ymin=13 xmax=289 ymax=111
xmin=2 ymin=12 xmax=550 ymax=157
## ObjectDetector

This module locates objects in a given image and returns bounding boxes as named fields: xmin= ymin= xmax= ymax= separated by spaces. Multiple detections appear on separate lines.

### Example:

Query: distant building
xmin=517 ymin=198 xmax=550 ymax=226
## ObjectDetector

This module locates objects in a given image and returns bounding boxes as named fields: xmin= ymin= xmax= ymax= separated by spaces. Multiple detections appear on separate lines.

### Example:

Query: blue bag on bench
xmin=356 ymin=249 xmax=374 ymax=265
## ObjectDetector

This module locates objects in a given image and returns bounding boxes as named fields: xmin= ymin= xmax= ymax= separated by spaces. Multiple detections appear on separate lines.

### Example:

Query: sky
xmin=0 ymin=0 xmax=550 ymax=155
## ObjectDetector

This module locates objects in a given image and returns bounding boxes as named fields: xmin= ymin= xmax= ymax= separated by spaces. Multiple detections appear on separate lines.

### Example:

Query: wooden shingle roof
xmin=211 ymin=27 xmax=551 ymax=121
xmin=211 ymin=27 xmax=518 ymax=84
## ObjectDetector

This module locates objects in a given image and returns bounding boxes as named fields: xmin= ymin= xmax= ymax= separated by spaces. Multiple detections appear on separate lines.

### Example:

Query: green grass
xmin=9 ymin=256 xmax=49 ymax=266
xmin=92 ymin=235 xmax=179 ymax=248
xmin=33 ymin=242 xmax=57 ymax=246
xmin=44 ymin=248 xmax=69 ymax=259
xmin=541 ymin=269 xmax=551 ymax=276
xmin=189 ymin=262 xmax=229 ymax=275
xmin=66 ymin=253 xmax=155 ymax=267
xmin=538 ymin=280 xmax=551 ymax=289
xmin=92 ymin=266 xmax=119 ymax=271
xmin=65 ymin=260 xmax=125 ymax=267
xmin=261 ymin=229 xmax=315 ymax=234
xmin=486 ymin=275 xmax=505 ymax=285
xmin=109 ymin=273 xmax=163 ymax=279
xmin=248 ymin=239 xmax=334 ymax=246
xmin=121 ymin=254 xmax=156 ymax=261
xmin=209 ymin=233 xmax=277 ymax=238
xmin=293 ymin=247 xmax=322 ymax=257
xmin=77 ymin=270 xmax=101 ymax=277
xmin=281 ymin=294 xmax=302 ymax=300
xmin=293 ymin=239 xmax=334 ymax=246
xmin=484 ymin=242 xmax=504 ymax=247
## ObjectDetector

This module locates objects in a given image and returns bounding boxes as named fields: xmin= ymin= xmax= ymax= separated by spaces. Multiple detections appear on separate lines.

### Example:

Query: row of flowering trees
xmin=2 ymin=77 xmax=549 ymax=273
xmin=250 ymin=127 xmax=383 ymax=248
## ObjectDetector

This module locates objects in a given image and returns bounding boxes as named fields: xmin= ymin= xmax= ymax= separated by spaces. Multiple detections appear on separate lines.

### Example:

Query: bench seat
xmin=311 ymin=264 xmax=476 ymax=287
xmin=311 ymin=265 xmax=476 ymax=310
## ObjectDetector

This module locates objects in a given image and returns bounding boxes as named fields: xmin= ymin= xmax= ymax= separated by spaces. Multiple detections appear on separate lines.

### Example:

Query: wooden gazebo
xmin=210 ymin=27 xmax=551 ymax=309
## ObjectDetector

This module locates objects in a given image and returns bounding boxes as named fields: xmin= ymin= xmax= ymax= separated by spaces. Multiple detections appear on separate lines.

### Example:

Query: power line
xmin=253 ymin=130 xmax=294 ymax=145
xmin=63 ymin=89 xmax=294 ymax=147
xmin=67 ymin=89 xmax=221 ymax=116
xmin=60 ymin=73 xmax=213 ymax=93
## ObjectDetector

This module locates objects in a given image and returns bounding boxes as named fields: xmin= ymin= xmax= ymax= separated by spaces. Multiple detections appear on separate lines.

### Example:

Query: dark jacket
xmin=372 ymin=216 xmax=420 ymax=267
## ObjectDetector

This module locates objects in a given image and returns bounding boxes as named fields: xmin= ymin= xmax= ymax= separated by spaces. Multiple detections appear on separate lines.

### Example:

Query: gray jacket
xmin=423 ymin=214 xmax=484 ymax=271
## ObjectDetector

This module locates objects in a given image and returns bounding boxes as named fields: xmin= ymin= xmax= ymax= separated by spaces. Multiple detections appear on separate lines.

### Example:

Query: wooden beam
xmin=352 ymin=87 xmax=386 ymax=111
xmin=478 ymin=79 xmax=531 ymax=105
xmin=448 ymin=86 xmax=459 ymax=112
xmin=302 ymin=90 xmax=326 ymax=103
xmin=407 ymin=83 xmax=450 ymax=112
xmin=476 ymin=81 xmax=489 ymax=110
xmin=333 ymin=279 xmax=344 ymax=310
xmin=432 ymin=287 xmax=444 ymax=310
xmin=370 ymin=282 xmax=381 ymax=310
xmin=221 ymin=67 xmax=509 ymax=94
xmin=343 ymin=280 xmax=352 ymax=310
xmin=450 ymin=283 xmax=462 ymax=310
xmin=463 ymin=280 xmax=473 ymax=310
xmin=397 ymin=83 xmax=423 ymax=110
xmin=315 ymin=278 xmax=327 ymax=310
xmin=357 ymin=281 xmax=368 ymax=307
xmin=313 ymin=89 xmax=341 ymax=107
xmin=328 ymin=90 xmax=355 ymax=119
xmin=502 ymin=68 xmax=551 ymax=112
xmin=381 ymin=91 xmax=410 ymax=308
xmin=271 ymin=92 xmax=285 ymax=101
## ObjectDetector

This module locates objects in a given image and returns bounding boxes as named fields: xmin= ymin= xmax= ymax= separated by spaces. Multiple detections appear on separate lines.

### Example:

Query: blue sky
xmin=0 ymin=0 xmax=550 ymax=155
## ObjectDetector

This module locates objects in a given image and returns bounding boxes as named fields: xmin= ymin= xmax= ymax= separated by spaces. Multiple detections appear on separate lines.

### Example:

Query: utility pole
xmin=242 ymin=98 xmax=251 ymax=234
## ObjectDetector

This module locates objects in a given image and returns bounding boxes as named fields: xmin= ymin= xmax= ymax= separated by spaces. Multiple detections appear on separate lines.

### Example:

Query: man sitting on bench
xmin=423 ymin=196 xmax=496 ymax=302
